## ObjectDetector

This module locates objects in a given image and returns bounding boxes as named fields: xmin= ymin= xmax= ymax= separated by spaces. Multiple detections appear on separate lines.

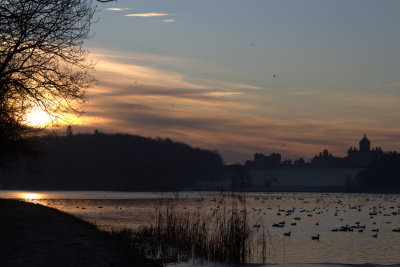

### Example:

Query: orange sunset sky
xmin=30 ymin=1 xmax=400 ymax=163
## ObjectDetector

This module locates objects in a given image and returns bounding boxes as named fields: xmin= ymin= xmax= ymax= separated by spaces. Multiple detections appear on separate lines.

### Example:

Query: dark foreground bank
xmin=0 ymin=199 xmax=160 ymax=267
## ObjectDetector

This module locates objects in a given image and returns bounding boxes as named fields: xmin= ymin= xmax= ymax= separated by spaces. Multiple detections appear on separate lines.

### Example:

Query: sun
xmin=25 ymin=107 xmax=53 ymax=127
xmin=24 ymin=105 xmax=84 ymax=128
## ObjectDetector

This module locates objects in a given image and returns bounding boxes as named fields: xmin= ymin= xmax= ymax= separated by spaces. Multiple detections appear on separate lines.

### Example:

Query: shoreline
xmin=0 ymin=198 xmax=159 ymax=267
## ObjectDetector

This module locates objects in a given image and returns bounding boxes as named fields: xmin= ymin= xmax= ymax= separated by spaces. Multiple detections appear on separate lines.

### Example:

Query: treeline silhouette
xmin=1 ymin=133 xmax=224 ymax=191
xmin=356 ymin=152 xmax=400 ymax=193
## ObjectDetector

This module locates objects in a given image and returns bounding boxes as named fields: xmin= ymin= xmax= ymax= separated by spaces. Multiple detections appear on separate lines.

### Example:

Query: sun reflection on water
xmin=20 ymin=193 xmax=42 ymax=200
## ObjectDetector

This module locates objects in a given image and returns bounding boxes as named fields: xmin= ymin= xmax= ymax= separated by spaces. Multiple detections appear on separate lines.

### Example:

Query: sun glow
xmin=25 ymin=107 xmax=53 ymax=127
xmin=20 ymin=193 xmax=42 ymax=200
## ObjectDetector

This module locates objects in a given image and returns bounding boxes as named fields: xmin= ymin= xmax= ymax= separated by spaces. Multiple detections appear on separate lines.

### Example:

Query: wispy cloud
xmin=94 ymin=59 xmax=206 ymax=89
xmin=125 ymin=13 xmax=169 ymax=18
xmin=287 ymin=90 xmax=315 ymax=96
xmin=91 ymin=49 xmax=186 ymax=66
xmin=152 ymin=19 xmax=176 ymax=23
xmin=90 ymin=50 xmax=261 ymax=92
xmin=106 ymin=8 xmax=131 ymax=11
xmin=71 ymin=49 xmax=400 ymax=163
xmin=384 ymin=82 xmax=400 ymax=88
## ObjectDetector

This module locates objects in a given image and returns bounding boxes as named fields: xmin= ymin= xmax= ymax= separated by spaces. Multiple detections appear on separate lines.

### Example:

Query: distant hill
xmin=0 ymin=133 xmax=224 ymax=191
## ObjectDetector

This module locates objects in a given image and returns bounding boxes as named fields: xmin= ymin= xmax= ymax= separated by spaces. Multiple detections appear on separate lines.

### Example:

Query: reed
xmin=128 ymin=200 xmax=256 ymax=263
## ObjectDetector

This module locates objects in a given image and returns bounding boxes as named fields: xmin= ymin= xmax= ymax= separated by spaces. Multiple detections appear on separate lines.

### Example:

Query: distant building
xmin=294 ymin=158 xmax=306 ymax=167
xmin=347 ymin=134 xmax=382 ymax=167
xmin=311 ymin=134 xmax=382 ymax=168
xmin=311 ymin=149 xmax=341 ymax=167
xmin=359 ymin=134 xmax=370 ymax=152
xmin=246 ymin=134 xmax=385 ymax=169
xmin=245 ymin=152 xmax=281 ymax=168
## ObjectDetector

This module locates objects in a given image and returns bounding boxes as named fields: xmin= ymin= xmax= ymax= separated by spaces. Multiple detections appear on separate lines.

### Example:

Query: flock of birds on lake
xmin=40 ymin=194 xmax=400 ymax=244
xmin=241 ymin=195 xmax=400 ymax=241
xmin=189 ymin=194 xmax=400 ymax=243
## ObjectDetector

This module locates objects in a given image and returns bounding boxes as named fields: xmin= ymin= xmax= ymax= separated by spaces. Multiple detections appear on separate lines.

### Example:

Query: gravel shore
xmin=0 ymin=198 xmax=158 ymax=267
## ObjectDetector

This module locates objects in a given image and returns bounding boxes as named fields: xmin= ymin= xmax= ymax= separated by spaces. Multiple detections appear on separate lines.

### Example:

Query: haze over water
xmin=3 ymin=190 xmax=400 ymax=265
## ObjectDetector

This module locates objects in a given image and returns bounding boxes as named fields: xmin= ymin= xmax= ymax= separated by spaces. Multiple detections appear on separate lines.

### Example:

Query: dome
xmin=359 ymin=134 xmax=370 ymax=152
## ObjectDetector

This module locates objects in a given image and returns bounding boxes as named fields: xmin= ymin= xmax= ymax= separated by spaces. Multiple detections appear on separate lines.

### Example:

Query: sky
xmin=63 ymin=0 xmax=400 ymax=164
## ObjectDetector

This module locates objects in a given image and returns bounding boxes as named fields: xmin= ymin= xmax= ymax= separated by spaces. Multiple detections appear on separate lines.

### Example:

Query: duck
xmin=312 ymin=234 xmax=320 ymax=240
xmin=272 ymin=221 xmax=285 ymax=227
xmin=284 ymin=231 xmax=291 ymax=237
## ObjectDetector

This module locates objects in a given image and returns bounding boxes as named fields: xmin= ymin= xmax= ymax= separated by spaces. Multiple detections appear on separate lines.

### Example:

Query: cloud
xmin=68 ymin=49 xmax=400 ymax=164
xmin=94 ymin=59 xmax=206 ymax=90
xmin=190 ymin=78 xmax=261 ymax=91
xmin=287 ymin=90 xmax=315 ymax=96
xmin=90 ymin=49 xmax=262 ymax=91
xmin=90 ymin=49 xmax=186 ymax=67
xmin=125 ymin=13 xmax=169 ymax=17
xmin=105 ymin=8 xmax=131 ymax=11
xmin=90 ymin=51 xmax=261 ymax=92
xmin=151 ymin=19 xmax=176 ymax=23
xmin=383 ymin=82 xmax=400 ymax=90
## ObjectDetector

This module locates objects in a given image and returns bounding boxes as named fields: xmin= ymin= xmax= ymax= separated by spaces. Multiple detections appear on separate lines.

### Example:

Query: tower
xmin=359 ymin=134 xmax=370 ymax=152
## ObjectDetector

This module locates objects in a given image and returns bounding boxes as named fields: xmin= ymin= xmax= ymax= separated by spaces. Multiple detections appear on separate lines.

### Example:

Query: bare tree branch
xmin=0 ymin=0 xmax=101 ymax=168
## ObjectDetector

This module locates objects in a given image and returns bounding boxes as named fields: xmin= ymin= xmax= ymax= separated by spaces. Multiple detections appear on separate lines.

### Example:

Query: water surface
xmin=1 ymin=190 xmax=400 ymax=265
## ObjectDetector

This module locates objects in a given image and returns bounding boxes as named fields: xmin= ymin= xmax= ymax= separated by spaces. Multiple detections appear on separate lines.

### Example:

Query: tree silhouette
xmin=356 ymin=153 xmax=400 ymax=192
xmin=0 ymin=0 xmax=106 ymax=168
xmin=66 ymin=125 xmax=73 ymax=137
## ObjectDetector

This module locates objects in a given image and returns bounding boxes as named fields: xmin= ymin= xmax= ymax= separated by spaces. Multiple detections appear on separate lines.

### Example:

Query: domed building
xmin=347 ymin=134 xmax=382 ymax=167
xmin=359 ymin=134 xmax=371 ymax=152
xmin=311 ymin=134 xmax=383 ymax=168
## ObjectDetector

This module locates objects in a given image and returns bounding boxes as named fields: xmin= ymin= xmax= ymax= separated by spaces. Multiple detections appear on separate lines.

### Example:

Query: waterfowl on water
xmin=312 ymin=234 xmax=320 ymax=240
xmin=272 ymin=221 xmax=285 ymax=227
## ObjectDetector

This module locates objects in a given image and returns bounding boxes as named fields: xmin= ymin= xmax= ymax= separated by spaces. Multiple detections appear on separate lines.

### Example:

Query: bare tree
xmin=0 ymin=100 xmax=33 ymax=169
xmin=0 ymin=0 xmax=105 ymax=167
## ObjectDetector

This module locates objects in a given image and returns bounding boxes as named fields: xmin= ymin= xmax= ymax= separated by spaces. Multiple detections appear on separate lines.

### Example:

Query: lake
xmin=1 ymin=190 xmax=400 ymax=266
